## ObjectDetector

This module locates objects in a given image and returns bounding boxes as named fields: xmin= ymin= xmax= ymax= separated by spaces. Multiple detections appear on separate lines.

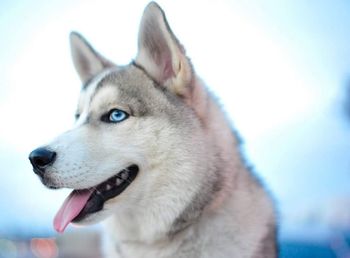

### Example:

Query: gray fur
xmin=253 ymin=224 xmax=278 ymax=258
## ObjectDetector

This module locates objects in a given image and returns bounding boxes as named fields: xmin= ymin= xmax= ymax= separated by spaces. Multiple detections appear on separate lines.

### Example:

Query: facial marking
xmin=76 ymin=68 xmax=118 ymax=127
xmin=90 ymin=85 xmax=123 ymax=116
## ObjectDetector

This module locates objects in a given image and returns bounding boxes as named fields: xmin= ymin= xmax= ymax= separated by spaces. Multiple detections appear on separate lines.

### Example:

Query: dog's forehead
xmin=77 ymin=68 xmax=115 ymax=113
xmin=79 ymin=65 xmax=161 ymax=116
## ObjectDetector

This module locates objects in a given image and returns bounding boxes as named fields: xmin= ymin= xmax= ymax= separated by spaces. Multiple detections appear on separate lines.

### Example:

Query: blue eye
xmin=103 ymin=109 xmax=129 ymax=123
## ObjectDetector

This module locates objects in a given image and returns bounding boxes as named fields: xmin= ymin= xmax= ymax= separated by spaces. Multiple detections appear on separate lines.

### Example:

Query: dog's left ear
xmin=70 ymin=32 xmax=114 ymax=84
xmin=135 ymin=2 xmax=193 ymax=97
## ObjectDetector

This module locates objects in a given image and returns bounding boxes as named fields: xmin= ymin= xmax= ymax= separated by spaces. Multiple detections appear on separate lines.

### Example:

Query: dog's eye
xmin=75 ymin=114 xmax=80 ymax=120
xmin=102 ymin=109 xmax=129 ymax=123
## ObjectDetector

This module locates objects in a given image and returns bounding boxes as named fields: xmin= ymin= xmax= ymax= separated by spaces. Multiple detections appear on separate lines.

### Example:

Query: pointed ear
xmin=70 ymin=32 xmax=114 ymax=83
xmin=135 ymin=2 xmax=193 ymax=97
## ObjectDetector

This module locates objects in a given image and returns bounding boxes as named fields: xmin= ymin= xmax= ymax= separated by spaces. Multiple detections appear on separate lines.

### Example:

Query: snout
xmin=29 ymin=147 xmax=56 ymax=176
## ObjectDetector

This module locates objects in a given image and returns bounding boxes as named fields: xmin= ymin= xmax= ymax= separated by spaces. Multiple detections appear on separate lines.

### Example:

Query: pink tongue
xmin=53 ymin=189 xmax=92 ymax=233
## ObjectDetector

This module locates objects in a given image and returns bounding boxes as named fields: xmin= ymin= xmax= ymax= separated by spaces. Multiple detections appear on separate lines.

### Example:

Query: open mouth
xmin=53 ymin=165 xmax=139 ymax=233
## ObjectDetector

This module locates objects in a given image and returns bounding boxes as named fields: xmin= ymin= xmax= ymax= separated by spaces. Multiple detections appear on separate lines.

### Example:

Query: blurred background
xmin=1 ymin=0 xmax=350 ymax=257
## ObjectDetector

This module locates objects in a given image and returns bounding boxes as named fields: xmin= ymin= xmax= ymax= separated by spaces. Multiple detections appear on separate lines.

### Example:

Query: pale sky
xmin=1 ymin=0 xmax=350 ymax=239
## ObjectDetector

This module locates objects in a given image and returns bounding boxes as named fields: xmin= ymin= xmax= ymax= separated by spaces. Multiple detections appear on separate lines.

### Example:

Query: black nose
xmin=29 ymin=147 xmax=56 ymax=176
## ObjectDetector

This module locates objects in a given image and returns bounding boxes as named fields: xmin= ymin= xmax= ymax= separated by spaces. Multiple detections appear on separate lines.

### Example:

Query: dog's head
xmin=29 ymin=2 xmax=214 ymax=237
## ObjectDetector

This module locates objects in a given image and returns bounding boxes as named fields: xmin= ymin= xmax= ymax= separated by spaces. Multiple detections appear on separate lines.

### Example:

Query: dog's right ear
xmin=70 ymin=32 xmax=114 ymax=84
xmin=135 ymin=2 xmax=193 ymax=97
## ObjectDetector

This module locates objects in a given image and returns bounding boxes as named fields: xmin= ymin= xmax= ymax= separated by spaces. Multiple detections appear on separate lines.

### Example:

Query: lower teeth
xmin=121 ymin=172 xmax=128 ymax=180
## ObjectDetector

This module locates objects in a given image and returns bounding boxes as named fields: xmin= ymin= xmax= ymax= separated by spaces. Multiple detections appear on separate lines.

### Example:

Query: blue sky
xmin=1 ymin=0 xmax=350 ymax=239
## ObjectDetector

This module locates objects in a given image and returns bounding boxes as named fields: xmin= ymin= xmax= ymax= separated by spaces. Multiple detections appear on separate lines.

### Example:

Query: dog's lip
xmin=72 ymin=164 xmax=139 ymax=222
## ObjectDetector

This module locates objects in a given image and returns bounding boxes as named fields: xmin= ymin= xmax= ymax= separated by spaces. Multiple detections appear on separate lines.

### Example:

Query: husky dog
xmin=29 ymin=2 xmax=277 ymax=258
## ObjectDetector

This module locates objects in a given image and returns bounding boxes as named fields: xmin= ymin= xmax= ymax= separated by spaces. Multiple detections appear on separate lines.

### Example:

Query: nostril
xmin=35 ymin=154 xmax=54 ymax=167
xmin=29 ymin=147 xmax=57 ymax=170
